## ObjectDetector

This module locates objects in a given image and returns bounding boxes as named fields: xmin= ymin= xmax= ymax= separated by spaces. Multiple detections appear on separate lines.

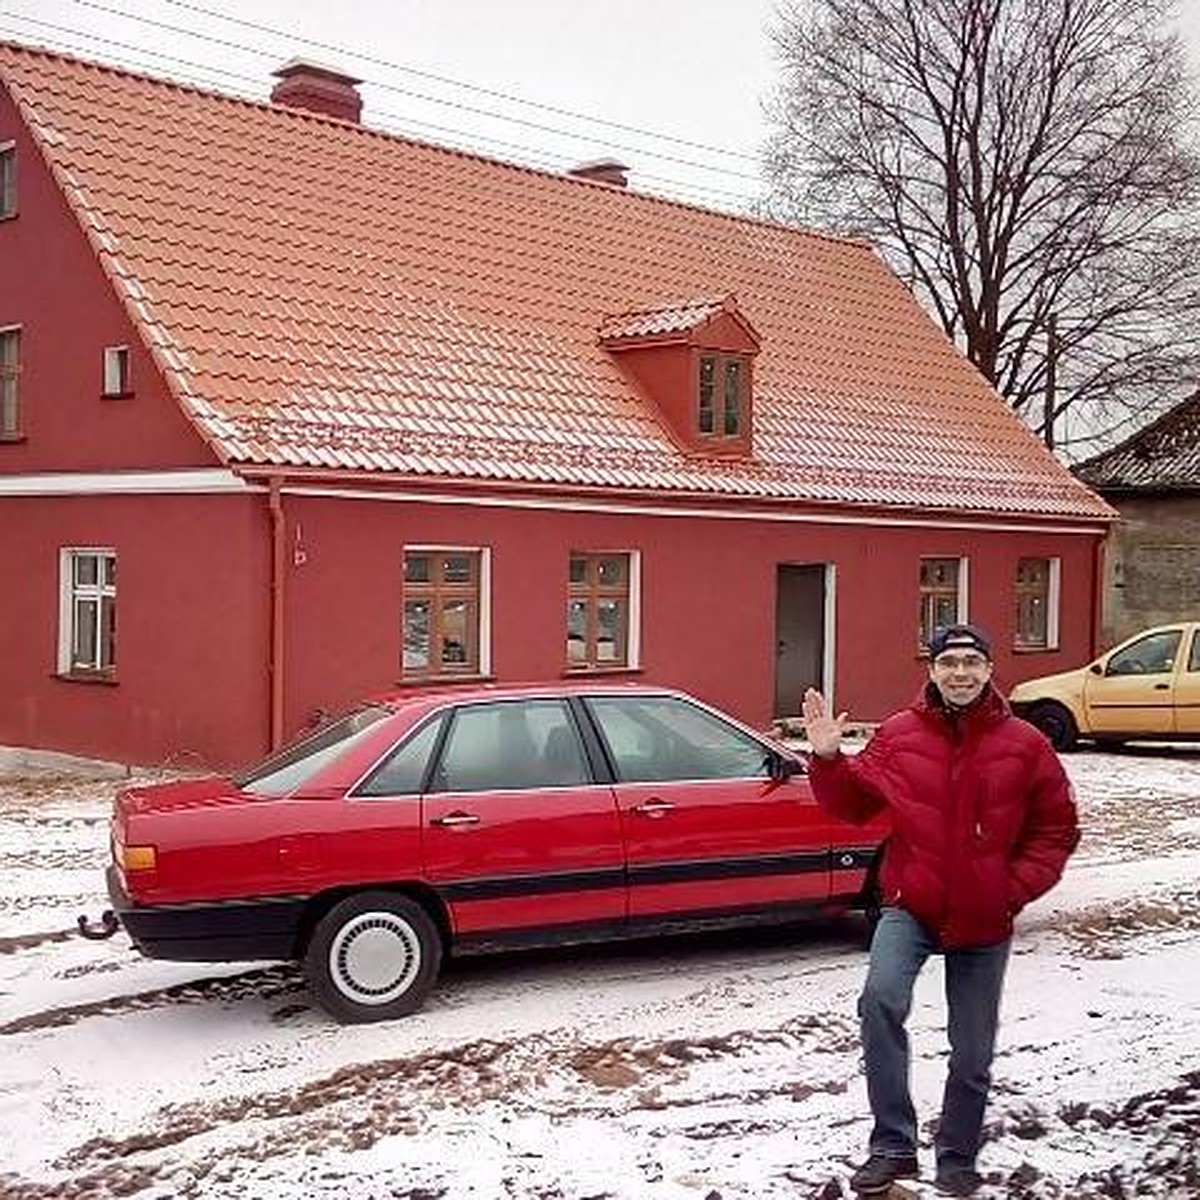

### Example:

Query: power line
xmin=0 ymin=13 xmax=264 ymax=95
xmin=154 ymin=0 xmax=761 ymax=165
xmin=0 ymin=12 xmax=763 ymax=210
xmin=63 ymin=0 xmax=764 ymax=181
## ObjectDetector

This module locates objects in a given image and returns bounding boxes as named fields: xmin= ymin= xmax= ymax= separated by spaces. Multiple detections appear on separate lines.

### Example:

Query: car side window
xmin=235 ymin=704 xmax=391 ymax=797
xmin=431 ymin=699 xmax=591 ymax=793
xmin=1189 ymin=633 xmax=1200 ymax=674
xmin=1106 ymin=630 xmax=1182 ymax=677
xmin=586 ymin=695 xmax=770 ymax=783
xmin=355 ymin=714 xmax=444 ymax=797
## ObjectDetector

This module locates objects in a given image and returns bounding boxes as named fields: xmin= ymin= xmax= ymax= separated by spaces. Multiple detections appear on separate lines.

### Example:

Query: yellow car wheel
xmin=1028 ymin=701 xmax=1078 ymax=752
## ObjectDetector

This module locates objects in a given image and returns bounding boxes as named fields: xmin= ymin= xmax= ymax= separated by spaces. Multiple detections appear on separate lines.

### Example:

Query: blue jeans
xmin=859 ymin=907 xmax=1010 ymax=1169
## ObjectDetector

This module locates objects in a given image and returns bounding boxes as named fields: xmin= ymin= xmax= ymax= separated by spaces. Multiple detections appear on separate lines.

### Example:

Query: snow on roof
xmin=0 ymin=39 xmax=1113 ymax=521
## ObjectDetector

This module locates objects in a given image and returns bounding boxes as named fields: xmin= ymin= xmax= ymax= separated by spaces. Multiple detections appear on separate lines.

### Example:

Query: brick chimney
xmin=567 ymin=158 xmax=630 ymax=188
xmin=270 ymin=60 xmax=363 ymax=124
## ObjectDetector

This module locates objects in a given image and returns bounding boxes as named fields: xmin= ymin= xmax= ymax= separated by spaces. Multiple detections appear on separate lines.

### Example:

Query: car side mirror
xmin=1089 ymin=662 xmax=1103 ymax=676
xmin=768 ymin=752 xmax=806 ymax=781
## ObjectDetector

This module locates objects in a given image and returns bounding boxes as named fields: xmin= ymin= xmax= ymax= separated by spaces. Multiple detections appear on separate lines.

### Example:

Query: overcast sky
xmin=1 ymin=0 xmax=1198 ymax=213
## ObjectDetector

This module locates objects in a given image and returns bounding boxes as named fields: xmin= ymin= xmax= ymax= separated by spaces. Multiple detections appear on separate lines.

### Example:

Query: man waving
xmin=802 ymin=623 xmax=1079 ymax=1196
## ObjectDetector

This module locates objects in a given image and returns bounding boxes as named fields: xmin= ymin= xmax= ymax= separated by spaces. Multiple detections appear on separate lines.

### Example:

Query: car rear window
xmin=235 ymin=705 xmax=391 ymax=796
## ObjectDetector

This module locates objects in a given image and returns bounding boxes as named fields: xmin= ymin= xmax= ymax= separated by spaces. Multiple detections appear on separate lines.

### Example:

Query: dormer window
xmin=699 ymin=354 xmax=746 ymax=438
xmin=0 ymin=143 xmax=15 ymax=219
xmin=600 ymin=295 xmax=759 ymax=457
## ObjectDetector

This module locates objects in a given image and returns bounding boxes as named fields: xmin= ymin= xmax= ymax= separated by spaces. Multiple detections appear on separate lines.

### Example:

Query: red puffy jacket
xmin=809 ymin=682 xmax=1079 ymax=948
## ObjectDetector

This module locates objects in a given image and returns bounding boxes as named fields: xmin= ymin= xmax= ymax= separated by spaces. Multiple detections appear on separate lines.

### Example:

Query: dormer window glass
xmin=0 ymin=143 xmax=15 ymax=219
xmin=699 ymin=357 xmax=715 ymax=433
xmin=699 ymin=353 xmax=745 ymax=438
xmin=724 ymin=359 xmax=742 ymax=435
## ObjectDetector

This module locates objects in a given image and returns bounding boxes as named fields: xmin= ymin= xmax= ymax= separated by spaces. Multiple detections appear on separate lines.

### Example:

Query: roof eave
xmin=230 ymin=463 xmax=1115 ymax=527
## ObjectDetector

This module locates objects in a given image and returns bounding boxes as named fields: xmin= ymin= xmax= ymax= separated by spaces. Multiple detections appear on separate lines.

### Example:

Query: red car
xmin=95 ymin=683 xmax=886 ymax=1022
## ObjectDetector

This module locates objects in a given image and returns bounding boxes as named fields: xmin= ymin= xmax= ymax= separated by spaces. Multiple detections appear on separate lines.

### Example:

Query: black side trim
xmin=628 ymin=850 xmax=829 ymax=886
xmin=439 ymin=849 xmax=842 ymax=904
xmin=107 ymin=867 xmax=305 ymax=962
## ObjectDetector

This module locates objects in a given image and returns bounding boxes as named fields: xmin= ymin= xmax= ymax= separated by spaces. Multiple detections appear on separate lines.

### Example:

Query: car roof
xmin=373 ymin=679 xmax=688 ymax=713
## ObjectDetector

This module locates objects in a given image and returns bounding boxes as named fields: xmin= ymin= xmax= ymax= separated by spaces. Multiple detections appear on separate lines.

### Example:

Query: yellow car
xmin=1009 ymin=621 xmax=1200 ymax=750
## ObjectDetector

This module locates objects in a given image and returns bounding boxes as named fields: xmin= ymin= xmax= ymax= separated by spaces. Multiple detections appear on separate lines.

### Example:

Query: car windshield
xmin=234 ymin=704 xmax=391 ymax=796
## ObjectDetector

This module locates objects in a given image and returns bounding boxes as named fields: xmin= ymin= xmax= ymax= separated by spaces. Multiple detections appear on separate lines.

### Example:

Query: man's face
xmin=929 ymin=648 xmax=993 ymax=707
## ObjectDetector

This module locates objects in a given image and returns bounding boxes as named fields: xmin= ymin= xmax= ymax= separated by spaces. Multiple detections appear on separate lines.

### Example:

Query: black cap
xmin=928 ymin=623 xmax=992 ymax=660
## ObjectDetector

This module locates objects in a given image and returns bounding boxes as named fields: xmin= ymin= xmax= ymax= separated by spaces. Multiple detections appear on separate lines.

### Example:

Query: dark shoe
xmin=935 ymin=1165 xmax=983 ymax=1196
xmin=850 ymin=1154 xmax=920 ymax=1194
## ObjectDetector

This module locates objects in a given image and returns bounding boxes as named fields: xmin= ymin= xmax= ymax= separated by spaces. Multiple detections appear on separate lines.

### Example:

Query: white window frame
xmin=822 ymin=562 xmax=837 ymax=712
xmin=102 ymin=345 xmax=131 ymax=396
xmin=401 ymin=545 xmax=491 ymax=678
xmin=627 ymin=550 xmax=642 ymax=668
xmin=0 ymin=141 xmax=15 ymax=219
xmin=1013 ymin=555 xmax=1061 ymax=651
xmin=1046 ymin=557 xmax=1061 ymax=650
xmin=919 ymin=555 xmax=969 ymax=649
xmin=566 ymin=548 xmax=641 ymax=670
xmin=58 ymin=547 xmax=117 ymax=675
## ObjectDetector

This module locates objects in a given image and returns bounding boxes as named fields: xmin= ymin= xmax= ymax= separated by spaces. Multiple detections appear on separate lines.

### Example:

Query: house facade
xmin=1074 ymin=392 xmax=1200 ymax=645
xmin=0 ymin=43 xmax=1113 ymax=769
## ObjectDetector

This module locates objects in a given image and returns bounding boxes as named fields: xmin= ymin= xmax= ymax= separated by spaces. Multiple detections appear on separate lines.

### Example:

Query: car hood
xmin=1009 ymin=666 xmax=1089 ymax=701
xmin=117 ymin=776 xmax=250 ymax=816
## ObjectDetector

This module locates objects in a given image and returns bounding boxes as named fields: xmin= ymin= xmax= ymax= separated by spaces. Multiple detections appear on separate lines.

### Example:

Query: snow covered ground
xmin=1 ymin=749 xmax=1199 ymax=1199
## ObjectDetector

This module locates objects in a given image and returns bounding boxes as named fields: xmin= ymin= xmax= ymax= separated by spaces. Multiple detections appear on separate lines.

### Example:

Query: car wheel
xmin=304 ymin=892 xmax=443 ymax=1023
xmin=1028 ymin=701 xmax=1078 ymax=752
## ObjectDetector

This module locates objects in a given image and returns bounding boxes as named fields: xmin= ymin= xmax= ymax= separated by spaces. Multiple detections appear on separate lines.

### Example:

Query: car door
xmin=1083 ymin=628 xmax=1182 ymax=736
xmin=583 ymin=693 xmax=834 ymax=920
xmin=1175 ymin=627 xmax=1200 ymax=736
xmin=417 ymin=698 xmax=626 ymax=937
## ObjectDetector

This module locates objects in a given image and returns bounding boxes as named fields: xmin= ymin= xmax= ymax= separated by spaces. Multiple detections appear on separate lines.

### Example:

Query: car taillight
xmin=117 ymin=843 xmax=158 ymax=871
xmin=111 ymin=795 xmax=157 ymax=874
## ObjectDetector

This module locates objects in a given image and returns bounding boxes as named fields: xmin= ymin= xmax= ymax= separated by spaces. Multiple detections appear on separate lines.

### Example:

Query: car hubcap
xmin=329 ymin=912 xmax=421 ymax=1005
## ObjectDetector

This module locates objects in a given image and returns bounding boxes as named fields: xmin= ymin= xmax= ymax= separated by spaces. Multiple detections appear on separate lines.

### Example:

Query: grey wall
xmin=1101 ymin=493 xmax=1200 ymax=645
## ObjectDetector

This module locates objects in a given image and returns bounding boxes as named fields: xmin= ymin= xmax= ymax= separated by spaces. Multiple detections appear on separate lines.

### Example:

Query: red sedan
xmin=98 ymin=683 xmax=886 ymax=1022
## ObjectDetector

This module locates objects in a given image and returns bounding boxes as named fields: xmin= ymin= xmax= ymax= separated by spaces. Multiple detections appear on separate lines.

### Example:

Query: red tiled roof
xmin=600 ymin=297 xmax=732 ymax=341
xmin=1074 ymin=391 xmax=1200 ymax=493
xmin=0 ymin=41 xmax=1112 ymax=520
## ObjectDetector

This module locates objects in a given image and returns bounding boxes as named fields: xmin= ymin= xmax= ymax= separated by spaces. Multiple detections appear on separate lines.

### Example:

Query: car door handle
xmin=631 ymin=798 xmax=674 ymax=817
xmin=430 ymin=811 xmax=481 ymax=827
xmin=1153 ymin=683 xmax=1170 ymax=690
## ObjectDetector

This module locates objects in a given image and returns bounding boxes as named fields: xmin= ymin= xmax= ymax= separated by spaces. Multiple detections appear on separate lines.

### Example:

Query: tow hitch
xmin=77 ymin=909 xmax=120 ymax=940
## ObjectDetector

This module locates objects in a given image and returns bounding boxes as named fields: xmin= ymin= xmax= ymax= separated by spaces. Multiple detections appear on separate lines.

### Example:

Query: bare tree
xmin=764 ymin=0 xmax=1200 ymax=454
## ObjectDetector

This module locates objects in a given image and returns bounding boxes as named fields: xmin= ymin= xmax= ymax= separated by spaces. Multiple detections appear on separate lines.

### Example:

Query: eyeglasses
xmin=932 ymin=653 xmax=990 ymax=671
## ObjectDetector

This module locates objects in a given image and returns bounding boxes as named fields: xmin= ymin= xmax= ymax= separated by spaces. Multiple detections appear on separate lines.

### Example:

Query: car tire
xmin=304 ymin=891 xmax=443 ymax=1023
xmin=1028 ymin=701 xmax=1078 ymax=753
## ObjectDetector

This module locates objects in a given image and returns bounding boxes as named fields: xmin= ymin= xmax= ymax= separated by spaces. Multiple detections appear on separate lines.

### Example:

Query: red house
xmin=0 ymin=43 xmax=1113 ymax=769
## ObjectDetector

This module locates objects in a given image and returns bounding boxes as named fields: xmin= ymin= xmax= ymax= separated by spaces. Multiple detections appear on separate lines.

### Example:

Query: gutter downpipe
xmin=268 ymin=476 xmax=286 ymax=751
xmin=1091 ymin=531 xmax=1107 ymax=659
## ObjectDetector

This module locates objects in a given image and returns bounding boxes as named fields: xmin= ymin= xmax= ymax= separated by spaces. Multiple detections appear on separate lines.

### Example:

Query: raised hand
xmin=802 ymin=687 xmax=849 ymax=760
